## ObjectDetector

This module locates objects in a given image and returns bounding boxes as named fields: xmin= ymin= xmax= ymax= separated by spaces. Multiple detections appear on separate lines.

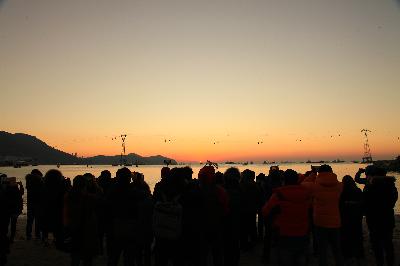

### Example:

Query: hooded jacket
xmin=302 ymin=172 xmax=343 ymax=228
xmin=262 ymin=185 xmax=312 ymax=237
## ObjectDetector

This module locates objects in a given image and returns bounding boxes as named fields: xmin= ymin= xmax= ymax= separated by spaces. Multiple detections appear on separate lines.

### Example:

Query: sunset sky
xmin=1 ymin=0 xmax=400 ymax=162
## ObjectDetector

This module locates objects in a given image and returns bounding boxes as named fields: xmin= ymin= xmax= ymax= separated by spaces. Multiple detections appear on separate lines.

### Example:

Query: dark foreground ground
xmin=6 ymin=215 xmax=400 ymax=266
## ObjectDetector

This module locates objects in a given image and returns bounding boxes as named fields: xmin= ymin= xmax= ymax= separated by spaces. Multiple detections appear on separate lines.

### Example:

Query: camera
xmin=311 ymin=166 xmax=321 ymax=173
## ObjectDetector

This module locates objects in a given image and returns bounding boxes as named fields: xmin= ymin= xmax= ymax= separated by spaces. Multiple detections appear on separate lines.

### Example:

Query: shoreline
xmin=6 ymin=215 xmax=400 ymax=266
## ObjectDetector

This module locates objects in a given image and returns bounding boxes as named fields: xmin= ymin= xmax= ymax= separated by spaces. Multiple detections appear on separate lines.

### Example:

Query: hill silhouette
xmin=0 ymin=131 xmax=176 ymax=165
xmin=84 ymin=153 xmax=177 ymax=165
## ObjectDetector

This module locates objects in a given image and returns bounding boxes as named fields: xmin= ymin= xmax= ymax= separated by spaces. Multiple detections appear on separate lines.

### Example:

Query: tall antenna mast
xmin=120 ymin=134 xmax=127 ymax=166
xmin=361 ymin=129 xmax=373 ymax=163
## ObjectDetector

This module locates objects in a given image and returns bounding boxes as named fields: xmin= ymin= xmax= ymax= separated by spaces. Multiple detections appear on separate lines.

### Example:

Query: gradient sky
xmin=1 ymin=0 xmax=400 ymax=162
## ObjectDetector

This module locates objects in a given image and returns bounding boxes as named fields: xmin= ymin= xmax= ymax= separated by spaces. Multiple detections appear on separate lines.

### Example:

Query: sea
xmin=1 ymin=163 xmax=399 ymax=214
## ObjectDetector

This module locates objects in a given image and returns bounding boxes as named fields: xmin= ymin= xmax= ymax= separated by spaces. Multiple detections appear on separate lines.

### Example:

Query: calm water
xmin=1 ymin=163 xmax=399 ymax=213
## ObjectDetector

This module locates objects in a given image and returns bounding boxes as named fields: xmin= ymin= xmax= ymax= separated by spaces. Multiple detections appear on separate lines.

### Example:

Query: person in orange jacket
xmin=302 ymin=164 xmax=344 ymax=266
xmin=262 ymin=169 xmax=312 ymax=266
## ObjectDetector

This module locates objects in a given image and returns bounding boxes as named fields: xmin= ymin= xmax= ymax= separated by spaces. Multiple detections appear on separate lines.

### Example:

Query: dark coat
xmin=224 ymin=185 xmax=242 ymax=239
xmin=240 ymin=180 xmax=262 ymax=214
xmin=25 ymin=174 xmax=43 ymax=209
xmin=41 ymin=177 xmax=66 ymax=232
xmin=64 ymin=192 xmax=100 ymax=258
xmin=5 ymin=184 xmax=23 ymax=216
xmin=339 ymin=184 xmax=364 ymax=258
xmin=107 ymin=181 xmax=152 ymax=245
xmin=364 ymin=176 xmax=398 ymax=229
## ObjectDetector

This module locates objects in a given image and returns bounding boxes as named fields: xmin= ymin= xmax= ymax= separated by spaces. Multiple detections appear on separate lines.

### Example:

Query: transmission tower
xmin=361 ymin=129 xmax=373 ymax=163
xmin=120 ymin=134 xmax=127 ymax=166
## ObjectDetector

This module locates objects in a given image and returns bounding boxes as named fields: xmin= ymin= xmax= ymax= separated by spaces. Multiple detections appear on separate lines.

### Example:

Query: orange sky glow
xmin=1 ymin=0 xmax=400 ymax=162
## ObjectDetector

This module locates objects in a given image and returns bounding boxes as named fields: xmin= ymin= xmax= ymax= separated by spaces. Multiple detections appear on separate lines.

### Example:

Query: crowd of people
xmin=0 ymin=164 xmax=398 ymax=266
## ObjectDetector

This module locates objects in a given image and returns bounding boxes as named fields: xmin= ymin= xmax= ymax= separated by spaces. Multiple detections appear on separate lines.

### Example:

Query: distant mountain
xmin=0 ymin=131 xmax=176 ymax=165
xmin=84 ymin=153 xmax=177 ymax=165
xmin=0 ymin=131 xmax=80 ymax=165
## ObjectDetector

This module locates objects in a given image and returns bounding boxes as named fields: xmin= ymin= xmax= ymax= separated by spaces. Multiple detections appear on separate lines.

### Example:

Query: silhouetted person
xmin=96 ymin=170 xmax=113 ymax=255
xmin=3 ymin=177 xmax=24 ymax=244
xmin=262 ymin=167 xmax=283 ymax=261
xmin=41 ymin=169 xmax=66 ymax=248
xmin=97 ymin=170 xmax=113 ymax=195
xmin=180 ymin=167 xmax=203 ymax=266
xmin=303 ymin=169 xmax=318 ymax=256
xmin=359 ymin=167 xmax=398 ymax=266
xmin=25 ymin=169 xmax=43 ymax=240
xmin=197 ymin=165 xmax=228 ymax=266
xmin=153 ymin=167 xmax=186 ymax=266
xmin=215 ymin=171 xmax=224 ymax=186
xmin=354 ymin=165 xmax=376 ymax=186
xmin=239 ymin=169 xmax=261 ymax=250
xmin=64 ymin=175 xmax=100 ymax=266
xmin=302 ymin=164 xmax=344 ymax=266
xmin=131 ymin=172 xmax=153 ymax=266
xmin=0 ymin=174 xmax=11 ymax=266
xmin=181 ymin=166 xmax=194 ymax=183
xmin=339 ymin=175 xmax=364 ymax=265
xmin=107 ymin=167 xmax=144 ymax=266
xmin=262 ymin=169 xmax=312 ymax=266
xmin=256 ymin=173 xmax=267 ymax=240
xmin=153 ymin=167 xmax=170 ymax=202
xmin=222 ymin=167 xmax=242 ymax=266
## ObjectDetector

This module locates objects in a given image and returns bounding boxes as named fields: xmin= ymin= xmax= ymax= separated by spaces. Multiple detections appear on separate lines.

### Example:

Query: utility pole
xmin=361 ymin=129 xmax=373 ymax=163
xmin=120 ymin=134 xmax=127 ymax=166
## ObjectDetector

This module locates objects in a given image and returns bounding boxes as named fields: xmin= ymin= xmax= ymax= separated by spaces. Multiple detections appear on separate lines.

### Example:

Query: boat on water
xmin=331 ymin=159 xmax=345 ymax=163
xmin=13 ymin=161 xmax=28 ymax=168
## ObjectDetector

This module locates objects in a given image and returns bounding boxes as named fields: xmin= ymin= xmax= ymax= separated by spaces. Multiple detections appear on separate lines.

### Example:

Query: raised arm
xmin=354 ymin=168 xmax=367 ymax=185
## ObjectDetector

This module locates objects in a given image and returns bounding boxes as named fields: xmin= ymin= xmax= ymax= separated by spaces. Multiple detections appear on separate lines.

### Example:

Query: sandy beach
xmin=5 ymin=214 xmax=400 ymax=266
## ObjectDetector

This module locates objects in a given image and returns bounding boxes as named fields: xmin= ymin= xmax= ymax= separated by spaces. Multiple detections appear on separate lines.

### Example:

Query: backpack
xmin=153 ymin=194 xmax=182 ymax=240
